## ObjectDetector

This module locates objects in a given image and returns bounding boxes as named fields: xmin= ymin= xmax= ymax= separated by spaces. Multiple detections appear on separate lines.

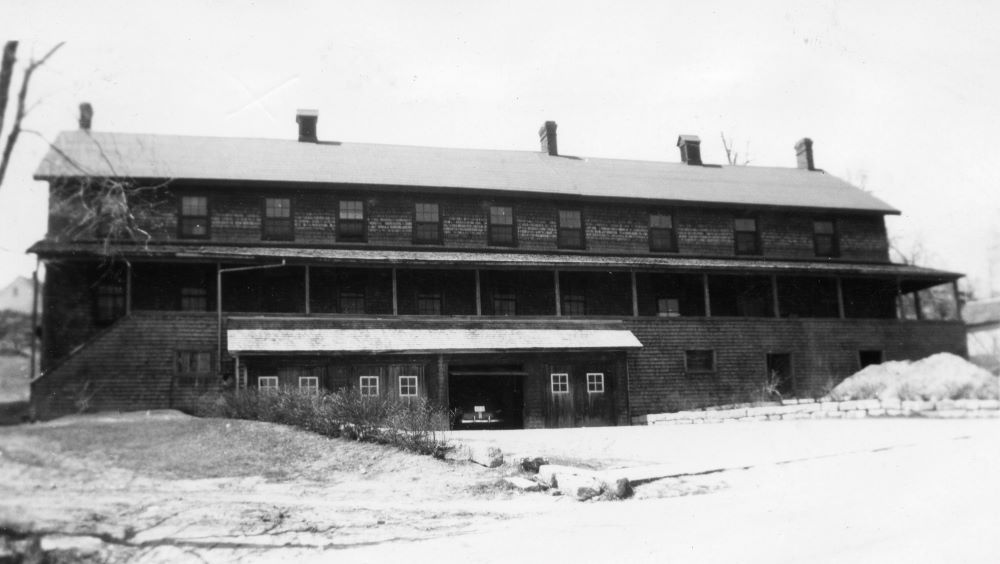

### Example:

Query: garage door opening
xmin=449 ymin=364 xmax=525 ymax=430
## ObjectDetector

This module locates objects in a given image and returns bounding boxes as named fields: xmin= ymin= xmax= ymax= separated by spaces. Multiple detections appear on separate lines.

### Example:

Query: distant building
xmin=965 ymin=297 xmax=1000 ymax=374
xmin=0 ymin=276 xmax=36 ymax=315
xmin=28 ymin=109 xmax=965 ymax=422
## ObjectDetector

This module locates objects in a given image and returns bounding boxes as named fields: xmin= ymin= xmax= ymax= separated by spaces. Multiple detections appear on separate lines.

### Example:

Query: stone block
xmin=839 ymin=399 xmax=880 ymax=411
xmin=469 ymin=445 xmax=503 ymax=468
xmin=820 ymin=401 xmax=840 ymax=412
xmin=901 ymin=400 xmax=934 ymax=413
xmin=504 ymin=477 xmax=542 ymax=492
xmin=844 ymin=410 xmax=868 ymax=418
xmin=557 ymin=473 xmax=604 ymax=501
xmin=880 ymin=398 xmax=902 ymax=410
xmin=934 ymin=400 xmax=957 ymax=411
xmin=866 ymin=408 xmax=886 ymax=417
xmin=601 ymin=477 xmax=633 ymax=499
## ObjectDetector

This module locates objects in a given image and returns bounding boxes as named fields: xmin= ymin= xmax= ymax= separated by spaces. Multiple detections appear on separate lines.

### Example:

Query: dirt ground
xmin=1 ymin=412 xmax=998 ymax=563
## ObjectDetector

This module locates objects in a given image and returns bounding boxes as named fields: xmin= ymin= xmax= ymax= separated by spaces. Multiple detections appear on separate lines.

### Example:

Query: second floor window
xmin=734 ymin=217 xmax=760 ymax=255
xmin=562 ymin=293 xmax=586 ymax=316
xmin=262 ymin=198 xmax=293 ymax=240
xmin=179 ymin=196 xmax=209 ymax=239
xmin=558 ymin=210 xmax=584 ymax=249
xmin=489 ymin=205 xmax=515 ymax=246
xmin=493 ymin=289 xmax=516 ymax=316
xmin=94 ymin=282 xmax=125 ymax=324
xmin=338 ymin=200 xmax=366 ymax=241
xmin=813 ymin=219 xmax=839 ymax=257
xmin=649 ymin=212 xmax=677 ymax=252
xmin=180 ymin=287 xmax=208 ymax=311
xmin=413 ymin=203 xmax=441 ymax=244
xmin=338 ymin=290 xmax=365 ymax=314
xmin=417 ymin=292 xmax=442 ymax=315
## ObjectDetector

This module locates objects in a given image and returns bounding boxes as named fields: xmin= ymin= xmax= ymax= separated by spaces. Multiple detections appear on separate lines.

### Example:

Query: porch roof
xmin=30 ymin=241 xmax=962 ymax=283
xmin=227 ymin=319 xmax=643 ymax=355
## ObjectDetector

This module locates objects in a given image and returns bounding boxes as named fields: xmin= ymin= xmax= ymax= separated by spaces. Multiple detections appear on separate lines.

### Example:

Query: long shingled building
xmin=29 ymin=109 xmax=965 ymax=425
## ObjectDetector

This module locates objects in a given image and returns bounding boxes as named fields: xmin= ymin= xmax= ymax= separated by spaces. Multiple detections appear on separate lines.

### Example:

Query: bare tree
xmin=0 ymin=40 xmax=64 ymax=188
xmin=720 ymin=132 xmax=751 ymax=166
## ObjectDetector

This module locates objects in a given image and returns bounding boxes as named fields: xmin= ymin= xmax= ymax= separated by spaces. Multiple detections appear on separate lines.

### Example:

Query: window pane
xmin=265 ymin=198 xmax=291 ymax=218
xmin=339 ymin=219 xmax=364 ymax=237
xmin=263 ymin=218 xmax=293 ymax=239
xmin=558 ymin=229 xmax=583 ymax=248
xmin=339 ymin=200 xmax=364 ymax=220
xmin=339 ymin=291 xmax=365 ymax=314
xmin=493 ymin=293 xmax=516 ymax=316
xmin=181 ymin=287 xmax=208 ymax=311
xmin=399 ymin=376 xmax=418 ymax=397
xmin=414 ymin=223 xmax=440 ymax=242
xmin=562 ymin=294 xmax=585 ymax=316
xmin=415 ymin=203 xmax=439 ymax=222
xmin=587 ymin=373 xmax=605 ymax=393
xmin=814 ymin=220 xmax=835 ymax=235
xmin=181 ymin=196 xmax=207 ymax=216
xmin=815 ymin=235 xmax=835 ymax=256
xmin=650 ymin=213 xmax=673 ymax=228
xmin=490 ymin=206 xmax=513 ymax=225
xmin=180 ymin=218 xmax=208 ymax=237
xmin=417 ymin=294 xmax=442 ymax=315
xmin=686 ymin=350 xmax=715 ymax=372
xmin=650 ymin=228 xmax=675 ymax=251
xmin=735 ymin=232 xmax=759 ymax=254
xmin=734 ymin=218 xmax=757 ymax=232
xmin=490 ymin=225 xmax=514 ymax=245
xmin=551 ymin=373 xmax=569 ymax=393
xmin=559 ymin=210 xmax=581 ymax=228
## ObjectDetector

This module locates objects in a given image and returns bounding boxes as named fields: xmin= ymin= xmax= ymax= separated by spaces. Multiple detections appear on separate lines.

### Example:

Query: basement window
xmin=685 ymin=350 xmax=716 ymax=373
xmin=298 ymin=376 xmax=319 ymax=395
xmin=179 ymin=196 xmax=210 ymax=239
xmin=258 ymin=376 xmax=279 ymax=392
xmin=399 ymin=375 xmax=418 ymax=397
xmin=649 ymin=212 xmax=677 ymax=252
xmin=488 ymin=205 xmax=516 ymax=246
xmin=262 ymin=198 xmax=294 ymax=241
xmin=586 ymin=373 xmax=605 ymax=394
xmin=338 ymin=200 xmax=366 ymax=242
xmin=813 ymin=219 xmax=839 ymax=257
xmin=413 ymin=203 xmax=442 ymax=244
xmin=359 ymin=375 xmax=379 ymax=397
xmin=550 ymin=373 xmax=569 ymax=394
xmin=734 ymin=216 xmax=761 ymax=255
xmin=557 ymin=210 xmax=585 ymax=249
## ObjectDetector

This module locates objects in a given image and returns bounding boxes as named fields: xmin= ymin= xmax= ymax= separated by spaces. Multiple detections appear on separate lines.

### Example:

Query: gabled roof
xmin=35 ymin=130 xmax=899 ymax=214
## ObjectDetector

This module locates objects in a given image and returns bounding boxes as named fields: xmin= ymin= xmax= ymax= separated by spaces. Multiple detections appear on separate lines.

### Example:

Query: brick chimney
xmin=795 ymin=138 xmax=815 ymax=170
xmin=79 ymin=102 xmax=93 ymax=130
xmin=677 ymin=135 xmax=701 ymax=165
xmin=296 ymin=109 xmax=319 ymax=142
xmin=539 ymin=121 xmax=558 ymax=156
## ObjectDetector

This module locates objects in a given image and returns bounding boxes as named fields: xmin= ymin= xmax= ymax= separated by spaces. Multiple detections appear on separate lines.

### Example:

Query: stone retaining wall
xmin=636 ymin=398 xmax=1000 ymax=425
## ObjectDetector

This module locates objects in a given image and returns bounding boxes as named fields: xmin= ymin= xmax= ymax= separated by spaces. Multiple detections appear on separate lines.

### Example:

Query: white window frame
xmin=359 ymin=375 xmax=379 ymax=397
xmin=298 ymin=376 xmax=319 ymax=395
xmin=258 ymin=376 xmax=279 ymax=392
xmin=398 ymin=375 xmax=419 ymax=397
xmin=551 ymin=373 xmax=569 ymax=394
xmin=586 ymin=372 xmax=605 ymax=394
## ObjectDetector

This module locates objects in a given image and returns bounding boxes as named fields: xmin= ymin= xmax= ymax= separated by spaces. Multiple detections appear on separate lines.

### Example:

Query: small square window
xmin=338 ymin=200 xmax=366 ymax=241
xmin=488 ymin=205 xmax=516 ymax=246
xmin=258 ymin=376 xmax=279 ymax=392
xmin=359 ymin=375 xmax=379 ymax=397
xmin=649 ymin=212 xmax=677 ymax=252
xmin=814 ymin=219 xmax=839 ymax=257
xmin=263 ymin=198 xmax=293 ymax=241
xmin=657 ymin=297 xmax=681 ymax=317
xmin=551 ymin=373 xmax=569 ymax=394
xmin=734 ymin=217 xmax=760 ymax=255
xmin=413 ymin=203 xmax=441 ymax=244
xmin=177 ymin=351 xmax=212 ymax=374
xmin=685 ymin=350 xmax=716 ymax=372
xmin=417 ymin=293 xmax=442 ymax=315
xmin=298 ymin=376 xmax=320 ymax=395
xmin=179 ymin=196 xmax=210 ymax=239
xmin=557 ymin=210 xmax=584 ymax=249
xmin=562 ymin=294 xmax=586 ymax=316
xmin=338 ymin=290 xmax=365 ymax=314
xmin=181 ymin=287 xmax=208 ymax=311
xmin=399 ymin=375 xmax=418 ymax=397
xmin=493 ymin=291 xmax=516 ymax=316
xmin=586 ymin=373 xmax=605 ymax=393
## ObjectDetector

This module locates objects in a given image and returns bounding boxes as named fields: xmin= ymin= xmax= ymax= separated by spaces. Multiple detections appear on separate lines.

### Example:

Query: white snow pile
xmin=829 ymin=353 xmax=999 ymax=401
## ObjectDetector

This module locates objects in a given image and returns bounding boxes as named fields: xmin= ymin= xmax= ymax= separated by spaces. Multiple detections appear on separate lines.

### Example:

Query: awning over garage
xmin=228 ymin=327 xmax=643 ymax=355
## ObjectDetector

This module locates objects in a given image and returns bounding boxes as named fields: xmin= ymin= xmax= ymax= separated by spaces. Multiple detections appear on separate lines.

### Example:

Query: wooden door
xmin=574 ymin=367 xmax=615 ymax=427
xmin=544 ymin=364 xmax=575 ymax=428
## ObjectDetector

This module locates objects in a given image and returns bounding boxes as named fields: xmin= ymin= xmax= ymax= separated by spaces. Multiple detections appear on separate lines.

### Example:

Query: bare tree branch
xmin=720 ymin=131 xmax=751 ymax=166
xmin=0 ymin=41 xmax=64 ymax=188
xmin=0 ymin=41 xmax=17 ymax=140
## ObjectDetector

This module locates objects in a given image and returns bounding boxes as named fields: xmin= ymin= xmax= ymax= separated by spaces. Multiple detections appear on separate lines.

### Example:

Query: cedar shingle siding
xmin=29 ymin=127 xmax=964 ymax=424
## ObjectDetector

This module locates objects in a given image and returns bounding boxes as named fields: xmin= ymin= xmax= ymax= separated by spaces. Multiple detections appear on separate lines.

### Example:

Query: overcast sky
xmin=2 ymin=0 xmax=998 ymax=296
